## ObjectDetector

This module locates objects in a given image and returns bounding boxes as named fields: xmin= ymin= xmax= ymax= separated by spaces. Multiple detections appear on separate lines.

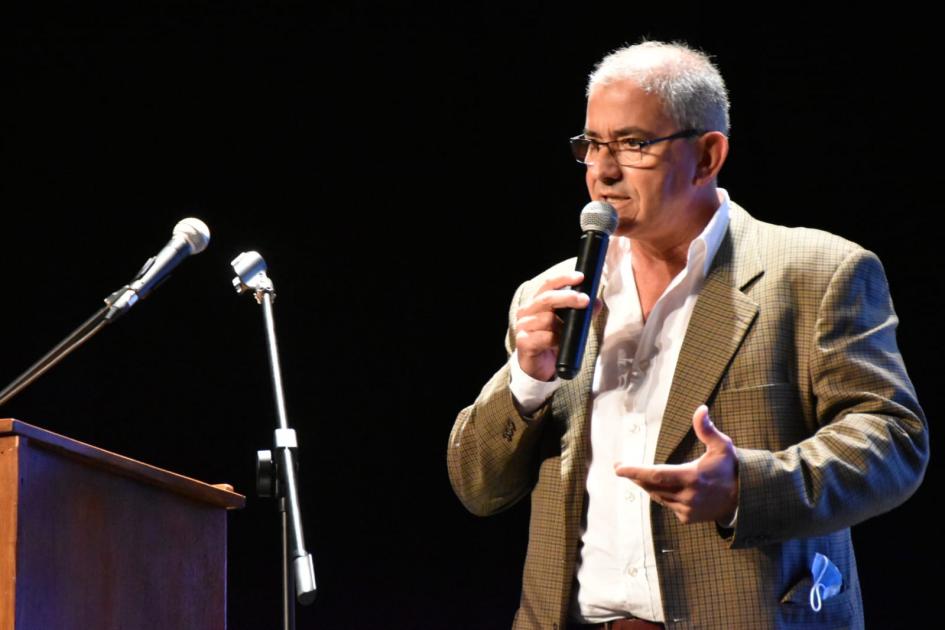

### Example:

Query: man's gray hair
xmin=587 ymin=41 xmax=730 ymax=135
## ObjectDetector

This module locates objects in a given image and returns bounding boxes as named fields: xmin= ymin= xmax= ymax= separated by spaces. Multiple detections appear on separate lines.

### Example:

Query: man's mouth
xmin=601 ymin=194 xmax=629 ymax=204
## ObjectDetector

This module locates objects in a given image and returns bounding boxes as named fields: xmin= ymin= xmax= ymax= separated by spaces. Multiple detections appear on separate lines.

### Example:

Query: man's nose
xmin=588 ymin=145 xmax=622 ymax=182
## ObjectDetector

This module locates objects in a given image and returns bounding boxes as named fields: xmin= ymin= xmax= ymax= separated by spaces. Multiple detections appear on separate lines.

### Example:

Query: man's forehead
xmin=582 ymin=125 xmax=651 ymax=138
xmin=583 ymin=81 xmax=670 ymax=136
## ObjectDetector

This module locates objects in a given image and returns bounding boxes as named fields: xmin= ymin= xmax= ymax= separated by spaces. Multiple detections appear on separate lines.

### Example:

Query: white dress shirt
xmin=510 ymin=189 xmax=731 ymax=623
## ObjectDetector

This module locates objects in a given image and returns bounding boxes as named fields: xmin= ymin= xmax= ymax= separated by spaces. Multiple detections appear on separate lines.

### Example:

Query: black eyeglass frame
xmin=569 ymin=128 xmax=706 ymax=165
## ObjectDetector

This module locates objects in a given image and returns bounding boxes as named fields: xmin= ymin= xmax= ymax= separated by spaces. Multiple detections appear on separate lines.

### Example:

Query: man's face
xmin=584 ymin=80 xmax=702 ymax=243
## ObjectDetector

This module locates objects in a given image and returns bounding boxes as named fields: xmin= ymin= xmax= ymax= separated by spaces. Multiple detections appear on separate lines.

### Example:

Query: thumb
xmin=692 ymin=404 xmax=727 ymax=449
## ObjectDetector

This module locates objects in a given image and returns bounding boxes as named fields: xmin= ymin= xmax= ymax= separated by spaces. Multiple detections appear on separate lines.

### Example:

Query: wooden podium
xmin=0 ymin=419 xmax=245 ymax=630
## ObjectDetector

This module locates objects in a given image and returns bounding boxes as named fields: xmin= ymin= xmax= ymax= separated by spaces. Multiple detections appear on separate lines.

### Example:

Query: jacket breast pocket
xmin=710 ymin=383 xmax=812 ymax=451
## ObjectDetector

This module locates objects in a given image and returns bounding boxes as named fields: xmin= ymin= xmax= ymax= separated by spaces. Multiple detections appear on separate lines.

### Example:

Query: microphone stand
xmin=0 ymin=264 xmax=158 ymax=407
xmin=230 ymin=251 xmax=317 ymax=630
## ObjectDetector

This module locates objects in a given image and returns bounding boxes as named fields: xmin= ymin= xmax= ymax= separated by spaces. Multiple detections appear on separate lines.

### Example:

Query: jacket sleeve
xmin=730 ymin=247 xmax=929 ymax=547
xmin=447 ymin=279 xmax=553 ymax=517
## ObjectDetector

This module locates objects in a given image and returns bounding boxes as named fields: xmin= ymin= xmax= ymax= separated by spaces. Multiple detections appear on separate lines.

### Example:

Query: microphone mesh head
xmin=173 ymin=217 xmax=211 ymax=254
xmin=579 ymin=201 xmax=618 ymax=235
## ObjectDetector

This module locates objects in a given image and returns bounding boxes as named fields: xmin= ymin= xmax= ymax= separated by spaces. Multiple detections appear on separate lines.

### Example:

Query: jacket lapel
xmin=656 ymin=204 xmax=763 ymax=464
xmin=556 ymin=301 xmax=608 ymax=594
xmin=559 ymin=302 xmax=607 ymax=501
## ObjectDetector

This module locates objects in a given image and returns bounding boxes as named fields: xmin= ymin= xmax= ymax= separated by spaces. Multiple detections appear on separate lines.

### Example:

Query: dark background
xmin=5 ymin=4 xmax=939 ymax=628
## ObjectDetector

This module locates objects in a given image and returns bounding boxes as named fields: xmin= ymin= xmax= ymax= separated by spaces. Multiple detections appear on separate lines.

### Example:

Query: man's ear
xmin=694 ymin=131 xmax=729 ymax=185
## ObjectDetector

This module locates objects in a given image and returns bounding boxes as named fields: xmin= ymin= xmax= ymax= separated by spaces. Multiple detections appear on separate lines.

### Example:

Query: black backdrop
xmin=6 ymin=4 xmax=939 ymax=629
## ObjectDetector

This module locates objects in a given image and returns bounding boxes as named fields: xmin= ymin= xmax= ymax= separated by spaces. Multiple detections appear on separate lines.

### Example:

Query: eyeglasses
xmin=569 ymin=129 xmax=704 ymax=166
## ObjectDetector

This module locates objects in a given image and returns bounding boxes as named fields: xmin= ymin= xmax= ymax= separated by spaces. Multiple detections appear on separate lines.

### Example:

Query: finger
xmin=534 ymin=288 xmax=590 ymax=311
xmin=537 ymin=271 xmax=585 ymax=293
xmin=649 ymin=491 xmax=683 ymax=508
xmin=518 ymin=288 xmax=590 ymax=316
xmin=691 ymin=404 xmax=730 ymax=450
xmin=652 ymin=494 xmax=696 ymax=524
xmin=614 ymin=463 xmax=690 ymax=491
xmin=515 ymin=311 xmax=559 ymax=334
xmin=515 ymin=329 xmax=557 ymax=352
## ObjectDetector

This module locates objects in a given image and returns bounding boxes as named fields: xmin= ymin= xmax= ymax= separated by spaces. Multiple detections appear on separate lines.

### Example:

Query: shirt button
xmin=627 ymin=567 xmax=638 ymax=577
xmin=625 ymin=491 xmax=636 ymax=502
xmin=629 ymin=423 xmax=640 ymax=434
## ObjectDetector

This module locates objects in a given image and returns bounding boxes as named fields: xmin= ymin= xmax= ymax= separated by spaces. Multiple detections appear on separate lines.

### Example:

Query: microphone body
xmin=130 ymin=235 xmax=194 ymax=300
xmin=106 ymin=218 xmax=210 ymax=319
xmin=555 ymin=202 xmax=617 ymax=380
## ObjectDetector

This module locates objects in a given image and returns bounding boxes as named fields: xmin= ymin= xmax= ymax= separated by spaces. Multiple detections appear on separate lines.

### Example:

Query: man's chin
xmin=614 ymin=219 xmax=636 ymax=237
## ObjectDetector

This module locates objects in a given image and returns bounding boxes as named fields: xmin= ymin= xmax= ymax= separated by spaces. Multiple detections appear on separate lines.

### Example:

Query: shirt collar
xmin=693 ymin=187 xmax=731 ymax=279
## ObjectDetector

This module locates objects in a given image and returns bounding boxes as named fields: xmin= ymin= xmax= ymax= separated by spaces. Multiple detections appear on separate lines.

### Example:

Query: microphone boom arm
xmin=0 ymin=304 xmax=110 ymax=406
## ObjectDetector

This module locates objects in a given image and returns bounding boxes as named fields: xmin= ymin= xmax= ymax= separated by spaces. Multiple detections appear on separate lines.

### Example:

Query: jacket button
xmin=503 ymin=419 xmax=516 ymax=442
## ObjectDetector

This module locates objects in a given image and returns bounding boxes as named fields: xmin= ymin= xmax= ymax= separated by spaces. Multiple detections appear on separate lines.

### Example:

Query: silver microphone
xmin=106 ymin=218 xmax=210 ymax=318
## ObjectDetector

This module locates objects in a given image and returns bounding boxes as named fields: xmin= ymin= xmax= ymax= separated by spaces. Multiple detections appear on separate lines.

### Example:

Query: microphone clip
xmin=231 ymin=251 xmax=275 ymax=304
xmin=103 ymin=285 xmax=139 ymax=321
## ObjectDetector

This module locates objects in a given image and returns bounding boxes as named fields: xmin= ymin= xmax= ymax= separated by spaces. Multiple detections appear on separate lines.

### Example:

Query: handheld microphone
xmin=555 ymin=201 xmax=617 ymax=379
xmin=106 ymin=217 xmax=210 ymax=319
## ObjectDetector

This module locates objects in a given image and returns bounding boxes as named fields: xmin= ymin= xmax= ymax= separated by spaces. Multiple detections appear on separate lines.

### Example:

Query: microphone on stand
xmin=555 ymin=201 xmax=617 ymax=380
xmin=0 ymin=217 xmax=211 ymax=406
xmin=105 ymin=218 xmax=210 ymax=320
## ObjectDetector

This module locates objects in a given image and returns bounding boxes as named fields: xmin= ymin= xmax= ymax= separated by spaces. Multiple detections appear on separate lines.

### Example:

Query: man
xmin=447 ymin=41 xmax=928 ymax=630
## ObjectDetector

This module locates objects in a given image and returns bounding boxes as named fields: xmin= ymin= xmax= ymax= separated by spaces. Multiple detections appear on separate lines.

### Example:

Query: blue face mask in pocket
xmin=809 ymin=552 xmax=843 ymax=612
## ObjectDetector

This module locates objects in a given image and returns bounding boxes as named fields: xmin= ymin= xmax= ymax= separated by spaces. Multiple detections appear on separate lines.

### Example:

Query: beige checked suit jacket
xmin=447 ymin=202 xmax=928 ymax=630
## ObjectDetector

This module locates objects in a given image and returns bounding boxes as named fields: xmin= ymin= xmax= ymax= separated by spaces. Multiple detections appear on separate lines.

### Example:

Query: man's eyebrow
xmin=583 ymin=126 xmax=651 ymax=138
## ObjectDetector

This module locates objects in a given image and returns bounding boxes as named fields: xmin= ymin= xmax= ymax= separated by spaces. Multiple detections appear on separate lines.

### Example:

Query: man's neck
xmin=631 ymin=203 xmax=716 ymax=276
xmin=628 ymin=190 xmax=720 ymax=320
